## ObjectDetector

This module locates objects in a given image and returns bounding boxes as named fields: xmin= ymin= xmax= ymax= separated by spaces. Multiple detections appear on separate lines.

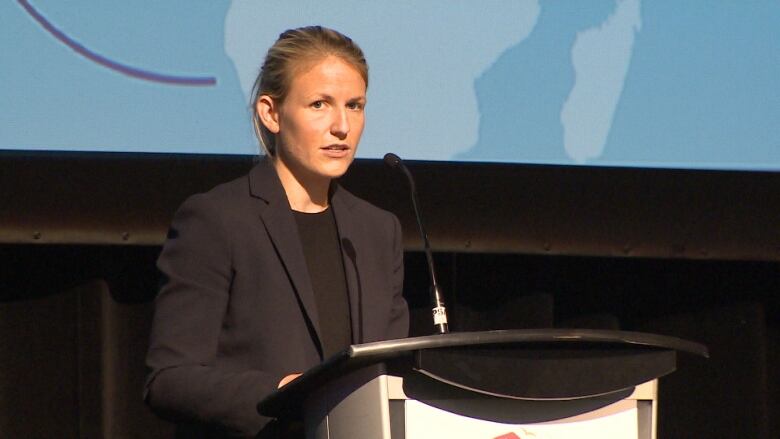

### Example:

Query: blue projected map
xmin=1 ymin=0 xmax=778 ymax=170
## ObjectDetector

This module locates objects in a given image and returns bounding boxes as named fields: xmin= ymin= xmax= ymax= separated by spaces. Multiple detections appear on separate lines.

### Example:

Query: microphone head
xmin=383 ymin=152 xmax=402 ymax=169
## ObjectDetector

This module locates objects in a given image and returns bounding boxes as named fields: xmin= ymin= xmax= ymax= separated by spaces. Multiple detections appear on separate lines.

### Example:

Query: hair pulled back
xmin=251 ymin=26 xmax=368 ymax=156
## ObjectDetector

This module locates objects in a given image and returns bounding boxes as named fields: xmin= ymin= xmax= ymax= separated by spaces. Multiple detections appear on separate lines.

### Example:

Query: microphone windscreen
xmin=383 ymin=152 xmax=402 ymax=169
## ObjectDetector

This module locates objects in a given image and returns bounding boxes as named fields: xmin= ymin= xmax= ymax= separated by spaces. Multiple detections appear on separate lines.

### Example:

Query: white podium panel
xmin=405 ymin=399 xmax=644 ymax=439
xmin=391 ymin=376 xmax=656 ymax=439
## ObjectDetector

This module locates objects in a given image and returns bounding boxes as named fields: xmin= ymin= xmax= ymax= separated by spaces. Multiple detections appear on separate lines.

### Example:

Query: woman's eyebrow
xmin=305 ymin=93 xmax=365 ymax=102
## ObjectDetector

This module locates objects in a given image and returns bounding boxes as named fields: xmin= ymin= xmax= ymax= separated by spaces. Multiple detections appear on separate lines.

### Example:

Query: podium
xmin=258 ymin=329 xmax=707 ymax=439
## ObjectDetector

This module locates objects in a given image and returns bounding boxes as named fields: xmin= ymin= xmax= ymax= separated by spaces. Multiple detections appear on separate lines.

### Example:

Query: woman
xmin=144 ymin=26 xmax=409 ymax=438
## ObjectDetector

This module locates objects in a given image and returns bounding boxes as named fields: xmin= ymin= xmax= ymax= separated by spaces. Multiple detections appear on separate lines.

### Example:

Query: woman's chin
xmin=317 ymin=157 xmax=354 ymax=179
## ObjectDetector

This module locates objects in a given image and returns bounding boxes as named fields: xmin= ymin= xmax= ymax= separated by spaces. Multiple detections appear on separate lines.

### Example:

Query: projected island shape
xmin=458 ymin=0 xmax=780 ymax=169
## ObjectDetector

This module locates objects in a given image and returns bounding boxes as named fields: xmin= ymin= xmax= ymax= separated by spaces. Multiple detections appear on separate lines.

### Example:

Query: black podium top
xmin=259 ymin=329 xmax=707 ymax=417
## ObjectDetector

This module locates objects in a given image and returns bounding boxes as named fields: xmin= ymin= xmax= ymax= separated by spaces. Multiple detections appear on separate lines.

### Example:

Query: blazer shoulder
xmin=178 ymin=172 xmax=253 ymax=214
xmin=165 ymin=173 xmax=263 ymax=245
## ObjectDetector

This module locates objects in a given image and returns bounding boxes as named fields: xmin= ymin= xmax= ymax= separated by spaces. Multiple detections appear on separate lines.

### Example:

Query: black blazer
xmin=144 ymin=159 xmax=409 ymax=437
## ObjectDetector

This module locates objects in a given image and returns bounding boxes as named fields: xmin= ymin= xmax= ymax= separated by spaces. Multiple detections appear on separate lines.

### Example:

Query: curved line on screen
xmin=18 ymin=0 xmax=217 ymax=86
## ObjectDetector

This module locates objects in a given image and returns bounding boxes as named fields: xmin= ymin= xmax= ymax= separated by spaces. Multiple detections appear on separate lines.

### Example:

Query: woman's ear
xmin=256 ymin=95 xmax=280 ymax=134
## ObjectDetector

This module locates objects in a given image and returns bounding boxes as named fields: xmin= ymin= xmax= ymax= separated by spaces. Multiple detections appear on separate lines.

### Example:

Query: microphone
xmin=383 ymin=153 xmax=449 ymax=334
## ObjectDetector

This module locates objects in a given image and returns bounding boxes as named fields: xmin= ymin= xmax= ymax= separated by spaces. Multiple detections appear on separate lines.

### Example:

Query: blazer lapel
xmin=248 ymin=160 xmax=322 ymax=353
xmin=330 ymin=184 xmax=364 ymax=344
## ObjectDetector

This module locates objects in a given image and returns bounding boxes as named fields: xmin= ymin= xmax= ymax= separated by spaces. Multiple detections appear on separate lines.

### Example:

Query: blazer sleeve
xmin=144 ymin=193 xmax=282 ymax=437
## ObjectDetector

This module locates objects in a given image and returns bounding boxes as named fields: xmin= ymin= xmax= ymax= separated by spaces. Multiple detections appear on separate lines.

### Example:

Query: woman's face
xmin=261 ymin=56 xmax=366 ymax=185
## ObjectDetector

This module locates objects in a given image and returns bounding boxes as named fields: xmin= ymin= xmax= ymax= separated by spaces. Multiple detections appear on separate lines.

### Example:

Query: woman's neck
xmin=273 ymin=158 xmax=330 ymax=213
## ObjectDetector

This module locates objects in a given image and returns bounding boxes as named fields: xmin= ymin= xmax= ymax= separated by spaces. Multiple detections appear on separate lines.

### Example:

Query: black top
xmin=293 ymin=208 xmax=352 ymax=358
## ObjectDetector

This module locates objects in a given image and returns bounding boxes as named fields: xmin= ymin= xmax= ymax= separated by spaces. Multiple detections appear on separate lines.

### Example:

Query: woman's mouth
xmin=321 ymin=144 xmax=350 ymax=157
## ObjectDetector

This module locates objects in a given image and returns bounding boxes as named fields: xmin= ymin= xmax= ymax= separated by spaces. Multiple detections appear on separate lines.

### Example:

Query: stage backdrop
xmin=2 ymin=0 xmax=779 ymax=170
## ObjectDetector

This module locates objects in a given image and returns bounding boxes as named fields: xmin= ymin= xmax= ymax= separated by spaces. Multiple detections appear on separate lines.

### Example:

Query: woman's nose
xmin=330 ymin=109 xmax=350 ymax=139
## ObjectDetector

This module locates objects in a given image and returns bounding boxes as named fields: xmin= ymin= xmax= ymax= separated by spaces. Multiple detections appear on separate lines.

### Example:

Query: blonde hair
xmin=250 ymin=26 xmax=369 ymax=156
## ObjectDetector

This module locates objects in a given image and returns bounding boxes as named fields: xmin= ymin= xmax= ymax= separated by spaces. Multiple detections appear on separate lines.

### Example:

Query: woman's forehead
xmin=288 ymin=56 xmax=366 ymax=97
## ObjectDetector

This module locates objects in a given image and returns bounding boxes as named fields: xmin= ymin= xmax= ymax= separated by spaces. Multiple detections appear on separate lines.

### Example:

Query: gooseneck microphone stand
xmin=384 ymin=153 xmax=449 ymax=334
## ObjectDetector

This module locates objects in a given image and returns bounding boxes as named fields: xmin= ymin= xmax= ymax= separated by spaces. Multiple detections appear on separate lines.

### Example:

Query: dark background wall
xmin=1 ymin=154 xmax=778 ymax=437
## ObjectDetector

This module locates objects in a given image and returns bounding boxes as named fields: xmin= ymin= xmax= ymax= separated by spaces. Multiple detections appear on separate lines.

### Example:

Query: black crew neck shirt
xmin=293 ymin=208 xmax=352 ymax=359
